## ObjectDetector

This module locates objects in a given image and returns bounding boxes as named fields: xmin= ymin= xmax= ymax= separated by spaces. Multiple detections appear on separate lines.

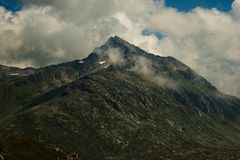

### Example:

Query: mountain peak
xmin=94 ymin=35 xmax=147 ymax=57
xmin=1 ymin=35 xmax=240 ymax=159
xmin=107 ymin=35 xmax=128 ymax=44
xmin=105 ymin=35 xmax=133 ymax=50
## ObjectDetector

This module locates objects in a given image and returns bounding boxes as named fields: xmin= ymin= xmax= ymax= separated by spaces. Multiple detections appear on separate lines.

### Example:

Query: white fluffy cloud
xmin=232 ymin=0 xmax=240 ymax=19
xmin=145 ymin=6 xmax=240 ymax=96
xmin=0 ymin=0 xmax=239 ymax=96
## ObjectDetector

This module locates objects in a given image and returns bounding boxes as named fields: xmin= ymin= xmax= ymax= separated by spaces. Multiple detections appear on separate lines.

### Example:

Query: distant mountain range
xmin=0 ymin=36 xmax=240 ymax=160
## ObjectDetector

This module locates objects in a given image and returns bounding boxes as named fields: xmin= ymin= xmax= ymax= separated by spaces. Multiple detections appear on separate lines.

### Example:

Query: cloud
xmin=104 ymin=47 xmax=175 ymax=88
xmin=107 ymin=48 xmax=125 ymax=65
xmin=0 ymin=0 xmax=239 ymax=96
xmin=0 ymin=6 xmax=81 ymax=67
xmin=130 ymin=55 xmax=176 ymax=88
xmin=0 ymin=0 xmax=161 ymax=67
xmin=232 ymin=0 xmax=240 ymax=19
xmin=144 ymin=6 xmax=240 ymax=96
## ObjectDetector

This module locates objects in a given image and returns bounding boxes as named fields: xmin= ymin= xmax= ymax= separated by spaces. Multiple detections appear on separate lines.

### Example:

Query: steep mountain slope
xmin=1 ymin=36 xmax=239 ymax=119
xmin=0 ymin=47 xmax=109 ymax=118
xmin=0 ymin=139 xmax=79 ymax=160
xmin=0 ymin=64 xmax=35 ymax=80
xmin=0 ymin=67 xmax=240 ymax=160
xmin=0 ymin=36 xmax=240 ymax=159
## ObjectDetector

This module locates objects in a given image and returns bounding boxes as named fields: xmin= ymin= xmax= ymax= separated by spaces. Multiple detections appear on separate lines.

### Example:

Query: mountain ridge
xmin=0 ymin=36 xmax=239 ymax=120
xmin=1 ymin=65 xmax=240 ymax=159
xmin=0 ymin=36 xmax=240 ymax=159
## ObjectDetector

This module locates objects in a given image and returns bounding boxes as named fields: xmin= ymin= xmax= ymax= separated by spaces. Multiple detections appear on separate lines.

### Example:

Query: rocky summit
xmin=0 ymin=36 xmax=240 ymax=160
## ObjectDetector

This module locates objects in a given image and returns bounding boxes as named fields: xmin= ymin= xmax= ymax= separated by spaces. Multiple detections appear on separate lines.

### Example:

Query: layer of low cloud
xmin=130 ymin=55 xmax=177 ymax=89
xmin=0 ymin=0 xmax=239 ymax=96
xmin=105 ymin=47 xmax=176 ymax=89
xmin=107 ymin=48 xmax=125 ymax=65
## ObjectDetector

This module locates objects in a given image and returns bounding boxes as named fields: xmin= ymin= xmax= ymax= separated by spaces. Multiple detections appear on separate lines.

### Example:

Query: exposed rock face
xmin=0 ymin=36 xmax=240 ymax=159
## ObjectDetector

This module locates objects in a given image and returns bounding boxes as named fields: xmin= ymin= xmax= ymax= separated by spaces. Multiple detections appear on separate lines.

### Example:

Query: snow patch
xmin=99 ymin=61 xmax=106 ymax=65
xmin=104 ymin=64 xmax=111 ymax=69
xmin=10 ymin=73 xmax=20 ymax=76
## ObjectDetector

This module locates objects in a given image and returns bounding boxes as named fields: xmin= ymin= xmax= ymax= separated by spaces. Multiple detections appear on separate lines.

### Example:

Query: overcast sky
xmin=0 ymin=0 xmax=240 ymax=97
